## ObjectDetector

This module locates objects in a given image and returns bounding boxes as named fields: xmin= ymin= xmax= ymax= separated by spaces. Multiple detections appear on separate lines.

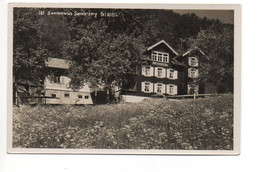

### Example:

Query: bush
xmin=13 ymin=94 xmax=233 ymax=150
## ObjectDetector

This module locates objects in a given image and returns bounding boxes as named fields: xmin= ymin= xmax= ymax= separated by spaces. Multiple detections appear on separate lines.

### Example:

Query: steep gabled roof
xmin=182 ymin=47 xmax=209 ymax=60
xmin=46 ymin=58 xmax=70 ymax=69
xmin=17 ymin=79 xmax=38 ymax=86
xmin=147 ymin=40 xmax=179 ymax=55
xmin=172 ymin=58 xmax=186 ymax=67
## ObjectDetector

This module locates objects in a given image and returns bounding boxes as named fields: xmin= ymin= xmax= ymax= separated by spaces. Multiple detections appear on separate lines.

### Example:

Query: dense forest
xmin=13 ymin=8 xmax=234 ymax=93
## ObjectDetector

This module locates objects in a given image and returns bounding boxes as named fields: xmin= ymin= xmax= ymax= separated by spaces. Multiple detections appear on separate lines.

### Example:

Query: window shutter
xmin=174 ymin=71 xmax=178 ymax=79
xmin=188 ymin=68 xmax=191 ymax=78
xmin=194 ymin=58 xmax=199 ymax=67
xmin=162 ymin=68 xmax=166 ymax=78
xmin=194 ymin=69 xmax=199 ymax=78
xmin=188 ymin=57 xmax=192 ymax=66
xmin=142 ymin=66 xmax=145 ymax=76
xmin=154 ymin=67 xmax=157 ymax=77
xmin=149 ymin=83 xmax=153 ymax=93
xmin=162 ymin=84 xmax=165 ymax=94
xmin=141 ymin=82 xmax=145 ymax=92
xmin=174 ymin=85 xmax=178 ymax=95
xmin=150 ymin=66 xmax=154 ymax=77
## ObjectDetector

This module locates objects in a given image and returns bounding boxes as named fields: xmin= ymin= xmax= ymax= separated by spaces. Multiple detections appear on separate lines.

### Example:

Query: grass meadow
xmin=13 ymin=94 xmax=233 ymax=150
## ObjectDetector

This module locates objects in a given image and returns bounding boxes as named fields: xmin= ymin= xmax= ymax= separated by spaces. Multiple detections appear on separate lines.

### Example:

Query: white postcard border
xmin=7 ymin=3 xmax=241 ymax=155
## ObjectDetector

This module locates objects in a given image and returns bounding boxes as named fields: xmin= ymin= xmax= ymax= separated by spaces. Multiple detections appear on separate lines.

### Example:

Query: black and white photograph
xmin=8 ymin=4 xmax=240 ymax=154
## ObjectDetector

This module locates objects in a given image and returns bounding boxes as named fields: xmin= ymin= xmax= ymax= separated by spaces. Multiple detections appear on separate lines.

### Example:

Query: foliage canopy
xmin=13 ymin=8 xmax=234 ymax=92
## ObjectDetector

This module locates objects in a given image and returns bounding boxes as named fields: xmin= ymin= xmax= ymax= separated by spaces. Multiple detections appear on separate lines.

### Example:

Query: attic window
xmin=188 ymin=57 xmax=198 ymax=67
xmin=151 ymin=51 xmax=169 ymax=63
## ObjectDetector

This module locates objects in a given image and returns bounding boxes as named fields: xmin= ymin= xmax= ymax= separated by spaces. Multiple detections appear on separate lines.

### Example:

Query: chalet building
xmin=121 ymin=40 xmax=217 ymax=102
xmin=175 ymin=47 xmax=217 ymax=95
xmin=44 ymin=58 xmax=93 ymax=104
xmin=121 ymin=40 xmax=186 ymax=102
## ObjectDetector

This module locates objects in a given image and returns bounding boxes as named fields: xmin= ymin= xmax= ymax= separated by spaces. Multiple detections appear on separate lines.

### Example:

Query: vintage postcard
xmin=7 ymin=3 xmax=241 ymax=155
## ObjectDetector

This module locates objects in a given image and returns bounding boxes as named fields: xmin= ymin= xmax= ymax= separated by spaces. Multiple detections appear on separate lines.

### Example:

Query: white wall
xmin=45 ymin=90 xmax=93 ymax=104
xmin=45 ymin=76 xmax=91 ymax=92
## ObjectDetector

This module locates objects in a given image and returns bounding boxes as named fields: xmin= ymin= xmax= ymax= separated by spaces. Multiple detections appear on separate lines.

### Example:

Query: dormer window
xmin=151 ymin=51 xmax=169 ymax=63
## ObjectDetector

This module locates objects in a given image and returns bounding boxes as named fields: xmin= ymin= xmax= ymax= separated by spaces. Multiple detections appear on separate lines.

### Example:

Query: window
xmin=157 ymin=68 xmax=162 ymax=77
xmin=163 ymin=54 xmax=168 ymax=62
xmin=142 ymin=66 xmax=153 ymax=76
xmin=78 ymin=95 xmax=82 ymax=99
xmin=168 ymin=69 xmax=178 ymax=79
xmin=53 ymin=76 xmax=60 ymax=83
xmin=188 ymin=57 xmax=198 ymax=67
xmin=169 ymin=85 xmax=174 ymax=94
xmin=157 ymin=84 xmax=162 ymax=93
xmin=151 ymin=51 xmax=169 ymax=63
xmin=151 ymin=52 xmax=157 ymax=61
xmin=144 ymin=83 xmax=150 ymax=92
xmin=145 ymin=66 xmax=150 ymax=76
xmin=85 ymin=95 xmax=89 ymax=99
xmin=188 ymin=68 xmax=199 ymax=78
xmin=64 ymin=93 xmax=70 ymax=98
xmin=188 ymin=84 xmax=199 ymax=95
xmin=142 ymin=82 xmax=152 ymax=93
xmin=168 ymin=84 xmax=177 ymax=95
xmin=169 ymin=69 xmax=174 ymax=79
xmin=158 ymin=53 xmax=163 ymax=62
xmin=51 ymin=94 xmax=56 ymax=98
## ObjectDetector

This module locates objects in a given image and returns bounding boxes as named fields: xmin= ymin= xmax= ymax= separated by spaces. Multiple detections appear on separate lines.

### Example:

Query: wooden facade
xmin=176 ymin=47 xmax=217 ymax=95
xmin=122 ymin=40 xmax=217 ymax=101
xmin=122 ymin=40 xmax=186 ymax=99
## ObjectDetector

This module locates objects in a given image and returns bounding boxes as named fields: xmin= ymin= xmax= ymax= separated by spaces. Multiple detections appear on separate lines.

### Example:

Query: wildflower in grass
xmin=13 ymin=95 xmax=233 ymax=150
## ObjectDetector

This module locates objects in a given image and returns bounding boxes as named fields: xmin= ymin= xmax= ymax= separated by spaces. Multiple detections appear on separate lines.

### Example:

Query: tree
xmin=63 ymin=9 xmax=230 ymax=99
xmin=13 ymin=8 xmax=49 ymax=106
xmin=64 ymin=16 xmax=145 ymax=101
xmin=187 ymin=22 xmax=234 ymax=93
